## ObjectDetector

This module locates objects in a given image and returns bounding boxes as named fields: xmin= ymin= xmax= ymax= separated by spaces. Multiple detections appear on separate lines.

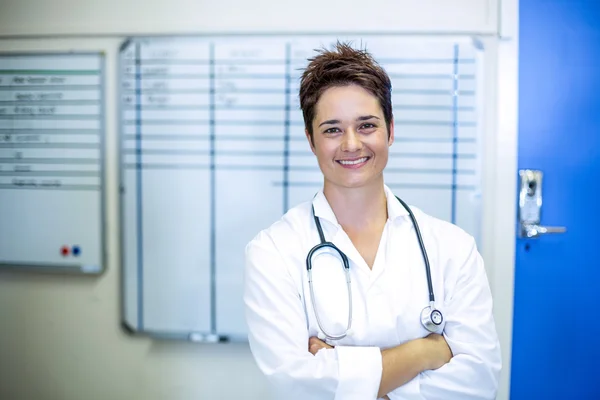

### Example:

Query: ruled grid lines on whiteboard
xmin=119 ymin=37 xmax=483 ymax=339
xmin=0 ymin=63 xmax=103 ymax=192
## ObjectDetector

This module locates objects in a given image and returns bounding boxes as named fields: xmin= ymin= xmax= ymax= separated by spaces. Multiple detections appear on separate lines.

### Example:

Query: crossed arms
xmin=308 ymin=333 xmax=453 ymax=399
xmin=244 ymin=232 xmax=502 ymax=399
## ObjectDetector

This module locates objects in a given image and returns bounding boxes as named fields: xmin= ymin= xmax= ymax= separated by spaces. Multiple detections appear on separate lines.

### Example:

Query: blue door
xmin=511 ymin=0 xmax=600 ymax=398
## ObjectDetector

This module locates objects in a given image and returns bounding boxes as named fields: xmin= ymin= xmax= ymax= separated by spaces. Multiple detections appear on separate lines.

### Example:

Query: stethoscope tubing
xmin=306 ymin=195 xmax=441 ymax=340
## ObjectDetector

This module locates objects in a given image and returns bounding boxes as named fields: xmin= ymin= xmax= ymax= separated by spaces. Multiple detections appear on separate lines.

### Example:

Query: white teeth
xmin=338 ymin=157 xmax=368 ymax=165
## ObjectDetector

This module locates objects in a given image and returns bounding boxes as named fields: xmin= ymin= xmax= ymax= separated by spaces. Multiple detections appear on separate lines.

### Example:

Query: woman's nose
xmin=340 ymin=129 xmax=362 ymax=152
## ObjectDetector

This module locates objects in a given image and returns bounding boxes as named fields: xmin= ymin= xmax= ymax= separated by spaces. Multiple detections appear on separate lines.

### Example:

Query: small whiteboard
xmin=0 ymin=52 xmax=105 ymax=274
xmin=119 ymin=35 xmax=484 ymax=341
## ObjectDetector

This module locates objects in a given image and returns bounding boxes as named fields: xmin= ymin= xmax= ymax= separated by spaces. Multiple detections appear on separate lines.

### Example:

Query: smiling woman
xmin=306 ymin=84 xmax=393 ymax=191
xmin=243 ymin=41 xmax=501 ymax=400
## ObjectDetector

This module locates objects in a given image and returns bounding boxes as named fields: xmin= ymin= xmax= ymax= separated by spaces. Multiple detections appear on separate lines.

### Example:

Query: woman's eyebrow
xmin=318 ymin=119 xmax=340 ymax=127
xmin=356 ymin=115 xmax=380 ymax=121
xmin=318 ymin=115 xmax=380 ymax=127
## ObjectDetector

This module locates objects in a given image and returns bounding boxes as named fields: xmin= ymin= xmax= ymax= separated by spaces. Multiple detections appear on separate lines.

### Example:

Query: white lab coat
xmin=243 ymin=185 xmax=501 ymax=400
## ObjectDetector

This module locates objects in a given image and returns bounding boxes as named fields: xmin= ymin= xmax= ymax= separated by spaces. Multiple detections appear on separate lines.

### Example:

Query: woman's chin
xmin=326 ymin=174 xmax=382 ymax=190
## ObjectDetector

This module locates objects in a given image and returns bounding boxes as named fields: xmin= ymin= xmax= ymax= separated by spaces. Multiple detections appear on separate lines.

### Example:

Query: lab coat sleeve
xmin=244 ymin=231 xmax=383 ymax=400
xmin=388 ymin=237 xmax=502 ymax=400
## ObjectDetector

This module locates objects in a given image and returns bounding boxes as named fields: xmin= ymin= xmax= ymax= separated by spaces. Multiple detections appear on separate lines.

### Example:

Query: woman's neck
xmin=323 ymin=178 xmax=388 ymax=232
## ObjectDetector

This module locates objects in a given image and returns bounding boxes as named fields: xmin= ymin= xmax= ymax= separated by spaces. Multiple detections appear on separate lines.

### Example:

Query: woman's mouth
xmin=336 ymin=157 xmax=370 ymax=168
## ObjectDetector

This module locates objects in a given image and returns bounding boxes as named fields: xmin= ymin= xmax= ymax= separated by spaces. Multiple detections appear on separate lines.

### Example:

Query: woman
xmin=244 ymin=42 xmax=501 ymax=400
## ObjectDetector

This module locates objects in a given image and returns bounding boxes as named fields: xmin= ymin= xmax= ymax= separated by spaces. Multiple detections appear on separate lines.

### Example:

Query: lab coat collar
xmin=384 ymin=184 xmax=411 ymax=220
xmin=311 ymin=184 xmax=410 ymax=228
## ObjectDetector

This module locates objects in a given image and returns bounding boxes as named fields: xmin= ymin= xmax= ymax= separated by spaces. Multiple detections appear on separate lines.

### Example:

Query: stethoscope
xmin=306 ymin=196 xmax=444 ymax=340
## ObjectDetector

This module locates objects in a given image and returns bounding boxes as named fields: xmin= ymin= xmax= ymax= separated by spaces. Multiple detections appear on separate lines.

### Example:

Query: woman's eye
xmin=361 ymin=123 xmax=376 ymax=130
xmin=324 ymin=127 xmax=340 ymax=134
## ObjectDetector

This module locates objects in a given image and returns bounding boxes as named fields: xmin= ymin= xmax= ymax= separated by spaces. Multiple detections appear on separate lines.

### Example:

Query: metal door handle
xmin=521 ymin=223 xmax=567 ymax=238
xmin=518 ymin=170 xmax=568 ymax=239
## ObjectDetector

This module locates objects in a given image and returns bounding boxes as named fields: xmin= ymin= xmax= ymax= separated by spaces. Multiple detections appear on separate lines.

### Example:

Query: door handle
xmin=521 ymin=223 xmax=567 ymax=238
xmin=518 ymin=170 xmax=567 ymax=238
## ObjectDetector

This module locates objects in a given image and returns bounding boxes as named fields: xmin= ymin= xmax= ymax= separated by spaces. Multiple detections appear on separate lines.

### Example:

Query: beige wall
xmin=0 ymin=1 xmax=518 ymax=399
xmin=0 ymin=269 xmax=266 ymax=399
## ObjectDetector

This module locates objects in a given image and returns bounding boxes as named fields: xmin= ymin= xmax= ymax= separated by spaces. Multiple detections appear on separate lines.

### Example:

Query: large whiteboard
xmin=0 ymin=52 xmax=105 ymax=274
xmin=119 ymin=35 xmax=484 ymax=341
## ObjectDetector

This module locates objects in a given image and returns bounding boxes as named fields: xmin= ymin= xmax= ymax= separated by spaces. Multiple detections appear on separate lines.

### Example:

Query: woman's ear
xmin=388 ymin=117 xmax=395 ymax=147
xmin=305 ymin=129 xmax=316 ymax=154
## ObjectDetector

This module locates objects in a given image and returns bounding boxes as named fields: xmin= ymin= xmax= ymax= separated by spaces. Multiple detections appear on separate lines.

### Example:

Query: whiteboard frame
xmin=118 ymin=39 xmax=137 ymax=334
xmin=0 ymin=50 xmax=107 ymax=275
xmin=117 ymin=33 xmax=488 ymax=342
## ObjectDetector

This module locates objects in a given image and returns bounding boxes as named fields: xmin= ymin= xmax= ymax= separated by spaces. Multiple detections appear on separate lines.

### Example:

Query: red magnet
xmin=60 ymin=246 xmax=70 ymax=256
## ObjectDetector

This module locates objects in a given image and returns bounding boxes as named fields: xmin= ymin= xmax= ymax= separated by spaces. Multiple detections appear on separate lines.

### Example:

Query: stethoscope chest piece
xmin=420 ymin=303 xmax=445 ymax=333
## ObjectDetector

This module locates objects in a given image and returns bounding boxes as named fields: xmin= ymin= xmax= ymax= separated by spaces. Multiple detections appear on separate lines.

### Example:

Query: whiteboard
xmin=119 ymin=35 xmax=484 ymax=341
xmin=0 ymin=52 xmax=105 ymax=274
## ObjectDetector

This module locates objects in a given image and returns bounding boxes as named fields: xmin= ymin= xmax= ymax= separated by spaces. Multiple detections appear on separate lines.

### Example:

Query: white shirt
xmin=244 ymin=185 xmax=501 ymax=399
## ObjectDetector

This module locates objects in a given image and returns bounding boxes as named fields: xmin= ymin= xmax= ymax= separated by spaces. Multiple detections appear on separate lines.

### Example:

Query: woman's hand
xmin=308 ymin=336 xmax=333 ymax=355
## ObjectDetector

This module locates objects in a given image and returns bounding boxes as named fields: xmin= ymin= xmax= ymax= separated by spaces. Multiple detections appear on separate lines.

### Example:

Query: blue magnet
xmin=72 ymin=245 xmax=81 ymax=256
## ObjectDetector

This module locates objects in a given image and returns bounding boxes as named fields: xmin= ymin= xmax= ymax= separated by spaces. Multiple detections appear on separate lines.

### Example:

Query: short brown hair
xmin=298 ymin=41 xmax=393 ymax=141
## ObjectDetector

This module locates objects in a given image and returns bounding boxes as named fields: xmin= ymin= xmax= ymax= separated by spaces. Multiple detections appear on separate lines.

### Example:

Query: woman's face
xmin=307 ymin=84 xmax=394 ymax=190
